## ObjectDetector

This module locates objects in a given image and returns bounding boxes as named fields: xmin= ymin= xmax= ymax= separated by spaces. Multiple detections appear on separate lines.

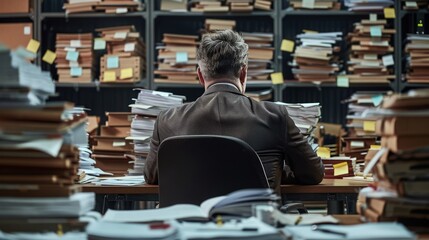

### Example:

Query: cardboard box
xmin=0 ymin=0 xmax=30 ymax=13
xmin=0 ymin=23 xmax=33 ymax=50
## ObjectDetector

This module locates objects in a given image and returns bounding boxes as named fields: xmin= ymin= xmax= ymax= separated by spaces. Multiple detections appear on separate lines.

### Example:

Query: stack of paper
xmin=55 ymin=33 xmax=93 ymax=83
xmin=345 ymin=0 xmax=394 ymax=12
xmin=289 ymin=0 xmax=341 ymax=10
xmin=254 ymin=0 xmax=273 ymax=10
xmin=127 ymin=89 xmax=185 ymax=175
xmin=243 ymin=32 xmax=275 ymax=81
xmin=191 ymin=0 xmax=229 ymax=12
xmin=405 ymin=34 xmax=429 ymax=83
xmin=401 ymin=0 xmax=428 ymax=10
xmin=161 ymin=0 xmax=272 ymax=12
xmin=154 ymin=33 xmax=199 ymax=84
xmin=63 ymin=0 xmax=144 ymax=14
xmin=204 ymin=18 xmax=236 ymax=31
xmin=97 ymin=25 xmax=146 ymax=83
xmin=291 ymin=32 xmax=342 ymax=82
xmin=347 ymin=17 xmax=395 ymax=83
xmin=228 ymin=0 xmax=254 ymax=12
xmin=275 ymin=102 xmax=321 ymax=152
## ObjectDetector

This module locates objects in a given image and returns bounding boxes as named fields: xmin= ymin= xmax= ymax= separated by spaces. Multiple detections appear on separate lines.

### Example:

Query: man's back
xmin=144 ymin=83 xmax=324 ymax=191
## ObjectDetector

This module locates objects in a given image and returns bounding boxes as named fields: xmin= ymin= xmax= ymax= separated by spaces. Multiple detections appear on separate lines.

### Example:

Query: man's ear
xmin=197 ymin=67 xmax=205 ymax=86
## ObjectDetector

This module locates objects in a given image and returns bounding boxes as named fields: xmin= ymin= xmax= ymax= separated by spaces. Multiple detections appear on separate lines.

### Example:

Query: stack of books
xmin=343 ymin=91 xmax=383 ymax=160
xmin=401 ymin=0 xmax=428 ymax=10
xmin=253 ymin=0 xmax=273 ymax=10
xmin=321 ymin=156 xmax=357 ymax=179
xmin=154 ymin=33 xmax=199 ymax=84
xmin=92 ymin=112 xmax=134 ymax=176
xmin=275 ymin=102 xmax=321 ymax=152
xmin=55 ymin=33 xmax=93 ymax=83
xmin=291 ymin=32 xmax=343 ymax=83
xmin=228 ymin=0 xmax=254 ymax=12
xmin=127 ymin=89 xmax=185 ymax=175
xmin=357 ymin=89 xmax=429 ymax=229
xmin=204 ymin=18 xmax=236 ymax=31
xmin=345 ymin=0 xmax=394 ymax=12
xmin=190 ymin=0 xmax=229 ymax=12
xmin=188 ymin=0 xmax=272 ymax=12
xmin=243 ymin=32 xmax=275 ymax=81
xmin=346 ymin=17 xmax=395 ymax=83
xmin=405 ymin=34 xmax=429 ymax=83
xmin=288 ymin=0 xmax=340 ymax=10
xmin=63 ymin=0 xmax=144 ymax=15
xmin=97 ymin=25 xmax=146 ymax=83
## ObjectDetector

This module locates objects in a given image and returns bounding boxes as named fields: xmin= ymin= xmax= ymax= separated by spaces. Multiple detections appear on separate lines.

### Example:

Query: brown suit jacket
xmin=144 ymin=84 xmax=324 ymax=192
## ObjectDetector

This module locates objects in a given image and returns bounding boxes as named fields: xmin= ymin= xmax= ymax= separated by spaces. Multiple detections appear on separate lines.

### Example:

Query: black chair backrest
xmin=157 ymin=135 xmax=269 ymax=207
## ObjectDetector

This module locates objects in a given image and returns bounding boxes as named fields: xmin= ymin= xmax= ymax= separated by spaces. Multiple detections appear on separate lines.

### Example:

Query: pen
xmin=311 ymin=225 xmax=347 ymax=237
xmin=295 ymin=215 xmax=302 ymax=225
xmin=196 ymin=227 xmax=258 ymax=232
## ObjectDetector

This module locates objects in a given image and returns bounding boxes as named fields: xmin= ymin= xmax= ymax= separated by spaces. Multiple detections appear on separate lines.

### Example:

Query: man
xmin=144 ymin=30 xmax=324 ymax=192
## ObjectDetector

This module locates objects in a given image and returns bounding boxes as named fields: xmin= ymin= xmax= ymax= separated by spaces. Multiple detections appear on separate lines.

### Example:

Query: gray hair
xmin=197 ymin=29 xmax=248 ymax=80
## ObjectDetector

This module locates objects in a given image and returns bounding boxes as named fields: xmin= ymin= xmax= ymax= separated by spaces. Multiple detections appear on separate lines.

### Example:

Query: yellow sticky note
xmin=303 ymin=29 xmax=318 ymax=34
xmin=384 ymin=8 xmax=395 ymax=19
xmin=103 ymin=71 xmax=116 ymax=82
xmin=281 ymin=39 xmax=295 ymax=52
xmin=120 ymin=68 xmax=133 ymax=79
xmin=317 ymin=147 xmax=331 ymax=159
xmin=333 ymin=162 xmax=349 ymax=176
xmin=270 ymin=72 xmax=284 ymax=85
xmin=42 ymin=50 xmax=56 ymax=64
xmin=363 ymin=121 xmax=376 ymax=132
xmin=26 ymin=39 xmax=40 ymax=53
xmin=370 ymin=145 xmax=381 ymax=150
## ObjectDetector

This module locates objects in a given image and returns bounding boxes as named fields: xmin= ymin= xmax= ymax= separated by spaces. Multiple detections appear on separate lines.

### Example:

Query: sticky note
xmin=382 ymin=54 xmax=394 ymax=66
xmin=302 ymin=0 xmax=315 ymax=9
xmin=363 ymin=121 xmax=376 ymax=132
xmin=176 ymin=52 xmax=188 ymax=63
xmin=26 ymin=39 xmax=40 ymax=53
xmin=103 ymin=71 xmax=116 ymax=82
xmin=23 ymin=26 xmax=31 ymax=35
xmin=70 ymin=40 xmax=81 ymax=48
xmin=333 ymin=162 xmax=349 ymax=176
xmin=370 ymin=26 xmax=382 ymax=37
xmin=369 ymin=14 xmax=377 ymax=22
xmin=116 ymin=8 xmax=128 ymax=14
xmin=66 ymin=51 xmax=79 ymax=62
xmin=107 ymin=56 xmax=119 ymax=69
xmin=281 ymin=39 xmax=294 ymax=52
xmin=114 ymin=32 xmax=127 ymax=39
xmin=70 ymin=67 xmax=82 ymax=77
xmin=384 ymin=8 xmax=395 ymax=19
xmin=317 ymin=147 xmax=331 ymax=159
xmin=372 ymin=94 xmax=383 ymax=107
xmin=112 ymin=141 xmax=126 ymax=147
xmin=94 ymin=38 xmax=106 ymax=50
xmin=351 ymin=141 xmax=365 ymax=148
xmin=337 ymin=75 xmax=349 ymax=88
xmin=124 ymin=43 xmax=135 ymax=52
xmin=270 ymin=72 xmax=284 ymax=85
xmin=370 ymin=145 xmax=381 ymax=150
xmin=42 ymin=50 xmax=56 ymax=64
xmin=120 ymin=68 xmax=133 ymax=79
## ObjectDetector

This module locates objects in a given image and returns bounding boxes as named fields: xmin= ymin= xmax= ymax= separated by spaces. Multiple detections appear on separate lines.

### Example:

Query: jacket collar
xmin=203 ymin=82 xmax=244 ymax=96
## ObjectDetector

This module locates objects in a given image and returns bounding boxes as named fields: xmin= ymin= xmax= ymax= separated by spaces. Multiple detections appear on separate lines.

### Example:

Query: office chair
xmin=157 ymin=135 xmax=270 ymax=207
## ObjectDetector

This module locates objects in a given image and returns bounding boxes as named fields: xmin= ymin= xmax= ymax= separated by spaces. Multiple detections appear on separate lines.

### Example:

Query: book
xmin=103 ymin=189 xmax=279 ymax=222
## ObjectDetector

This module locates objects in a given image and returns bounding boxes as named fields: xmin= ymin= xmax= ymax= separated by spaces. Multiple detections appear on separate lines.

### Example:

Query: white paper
xmin=124 ymin=43 xmax=135 ymax=52
xmin=350 ymin=141 xmax=365 ymax=148
xmin=116 ymin=7 xmax=128 ymax=14
xmin=70 ymin=40 xmax=81 ymax=48
xmin=382 ymin=54 xmax=394 ymax=66
xmin=114 ymin=32 xmax=127 ymax=39
xmin=0 ymin=138 xmax=63 ymax=157
xmin=23 ymin=26 xmax=31 ymax=35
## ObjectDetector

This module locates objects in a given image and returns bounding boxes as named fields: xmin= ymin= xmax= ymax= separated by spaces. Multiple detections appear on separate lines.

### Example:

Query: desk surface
xmin=82 ymin=179 xmax=369 ymax=195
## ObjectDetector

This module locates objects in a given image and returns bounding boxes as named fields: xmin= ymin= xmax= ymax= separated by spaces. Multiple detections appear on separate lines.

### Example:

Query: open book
xmin=103 ymin=189 xmax=279 ymax=222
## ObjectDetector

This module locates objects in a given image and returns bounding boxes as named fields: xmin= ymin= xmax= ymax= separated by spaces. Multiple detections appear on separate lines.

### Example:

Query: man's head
xmin=196 ymin=29 xmax=249 ymax=93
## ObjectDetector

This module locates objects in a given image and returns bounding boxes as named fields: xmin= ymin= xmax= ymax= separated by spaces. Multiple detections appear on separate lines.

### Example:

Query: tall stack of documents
xmin=291 ymin=32 xmax=342 ymax=83
xmin=63 ymin=0 xmax=144 ymax=14
xmin=275 ymin=102 xmax=321 ymax=152
xmin=55 ymin=33 xmax=94 ymax=83
xmin=154 ymin=33 xmax=199 ymax=84
xmin=161 ymin=0 xmax=273 ymax=12
xmin=243 ymin=32 xmax=275 ymax=81
xmin=405 ymin=34 xmax=429 ymax=83
xmin=92 ymin=112 xmax=134 ymax=176
xmin=288 ymin=0 xmax=340 ymax=10
xmin=343 ymin=92 xmax=383 ymax=161
xmin=401 ymin=0 xmax=428 ymax=10
xmin=357 ymin=89 xmax=429 ymax=228
xmin=97 ymin=25 xmax=146 ymax=83
xmin=127 ymin=89 xmax=185 ymax=175
xmin=346 ymin=16 xmax=395 ymax=83
xmin=345 ymin=0 xmax=394 ymax=11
